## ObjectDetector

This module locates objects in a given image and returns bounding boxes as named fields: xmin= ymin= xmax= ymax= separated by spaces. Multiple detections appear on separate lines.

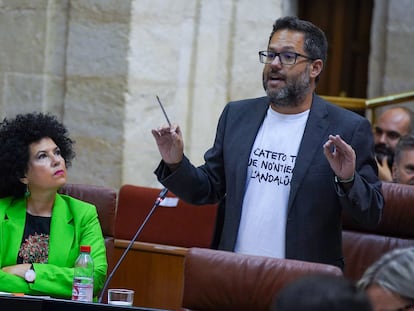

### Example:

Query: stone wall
xmin=0 ymin=0 xmax=68 ymax=117
xmin=0 ymin=0 xmax=131 ymax=188
xmin=63 ymin=0 xmax=131 ymax=188
xmin=368 ymin=0 xmax=414 ymax=97
xmin=123 ymin=0 xmax=285 ymax=188
xmin=368 ymin=0 xmax=414 ymax=117
xmin=1 ymin=0 xmax=413 ymax=189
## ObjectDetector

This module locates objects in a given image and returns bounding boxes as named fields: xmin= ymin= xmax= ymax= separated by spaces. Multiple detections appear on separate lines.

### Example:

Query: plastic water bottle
xmin=71 ymin=245 xmax=94 ymax=302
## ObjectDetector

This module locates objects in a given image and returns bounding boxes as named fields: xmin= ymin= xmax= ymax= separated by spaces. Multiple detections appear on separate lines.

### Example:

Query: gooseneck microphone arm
xmin=98 ymin=187 xmax=169 ymax=303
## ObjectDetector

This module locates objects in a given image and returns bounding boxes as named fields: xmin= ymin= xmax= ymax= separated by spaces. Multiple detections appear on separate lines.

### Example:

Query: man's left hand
xmin=323 ymin=134 xmax=356 ymax=181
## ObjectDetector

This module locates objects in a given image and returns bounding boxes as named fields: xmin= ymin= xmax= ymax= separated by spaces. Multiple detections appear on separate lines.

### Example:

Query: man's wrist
xmin=166 ymin=161 xmax=182 ymax=172
xmin=334 ymin=174 xmax=355 ymax=184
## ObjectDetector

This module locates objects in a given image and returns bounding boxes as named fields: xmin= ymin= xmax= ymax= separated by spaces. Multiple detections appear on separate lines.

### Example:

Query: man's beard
xmin=264 ymin=65 xmax=312 ymax=108
xmin=375 ymin=143 xmax=394 ymax=167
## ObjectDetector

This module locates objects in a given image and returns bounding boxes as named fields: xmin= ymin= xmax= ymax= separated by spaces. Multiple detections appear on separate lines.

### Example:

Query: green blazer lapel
xmin=48 ymin=194 xmax=74 ymax=266
xmin=2 ymin=198 xmax=27 ymax=265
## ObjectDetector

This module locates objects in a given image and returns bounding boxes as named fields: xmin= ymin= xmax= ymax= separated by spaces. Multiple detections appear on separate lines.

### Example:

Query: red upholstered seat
xmin=181 ymin=247 xmax=343 ymax=311
xmin=342 ymin=182 xmax=414 ymax=281
xmin=114 ymin=184 xmax=218 ymax=248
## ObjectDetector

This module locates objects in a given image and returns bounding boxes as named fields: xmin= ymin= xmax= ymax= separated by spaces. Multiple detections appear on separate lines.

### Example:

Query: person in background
xmin=373 ymin=107 xmax=414 ymax=181
xmin=152 ymin=16 xmax=383 ymax=269
xmin=358 ymin=247 xmax=414 ymax=311
xmin=271 ymin=274 xmax=373 ymax=311
xmin=0 ymin=112 xmax=107 ymax=299
xmin=391 ymin=135 xmax=414 ymax=185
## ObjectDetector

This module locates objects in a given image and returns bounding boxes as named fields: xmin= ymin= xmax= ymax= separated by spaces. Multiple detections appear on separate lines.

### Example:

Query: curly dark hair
xmin=0 ymin=112 xmax=75 ymax=198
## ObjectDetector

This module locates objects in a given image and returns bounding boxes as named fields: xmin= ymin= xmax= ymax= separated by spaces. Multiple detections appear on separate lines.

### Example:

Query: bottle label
xmin=72 ymin=277 xmax=93 ymax=302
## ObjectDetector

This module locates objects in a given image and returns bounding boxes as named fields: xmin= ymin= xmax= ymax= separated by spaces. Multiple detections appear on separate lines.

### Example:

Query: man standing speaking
xmin=152 ymin=16 xmax=383 ymax=269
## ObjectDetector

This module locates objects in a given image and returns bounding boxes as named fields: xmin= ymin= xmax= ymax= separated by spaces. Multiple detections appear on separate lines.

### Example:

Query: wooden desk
xmin=108 ymin=240 xmax=187 ymax=310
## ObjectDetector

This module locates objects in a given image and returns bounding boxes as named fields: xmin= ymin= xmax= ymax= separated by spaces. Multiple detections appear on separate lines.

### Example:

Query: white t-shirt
xmin=234 ymin=107 xmax=309 ymax=258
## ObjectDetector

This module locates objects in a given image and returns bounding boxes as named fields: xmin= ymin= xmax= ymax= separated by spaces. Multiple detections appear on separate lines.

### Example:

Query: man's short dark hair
xmin=269 ymin=16 xmax=328 ymax=64
xmin=394 ymin=134 xmax=414 ymax=164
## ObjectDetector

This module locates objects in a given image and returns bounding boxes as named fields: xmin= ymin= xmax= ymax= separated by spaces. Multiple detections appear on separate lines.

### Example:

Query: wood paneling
xmin=108 ymin=240 xmax=187 ymax=311
xmin=298 ymin=0 xmax=373 ymax=98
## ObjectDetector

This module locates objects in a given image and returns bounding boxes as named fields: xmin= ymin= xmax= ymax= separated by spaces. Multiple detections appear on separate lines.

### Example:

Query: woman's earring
xmin=24 ymin=185 xmax=31 ymax=198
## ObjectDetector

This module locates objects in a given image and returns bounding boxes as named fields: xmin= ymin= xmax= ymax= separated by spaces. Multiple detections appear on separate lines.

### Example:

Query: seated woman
xmin=358 ymin=247 xmax=414 ymax=311
xmin=0 ymin=112 xmax=107 ymax=300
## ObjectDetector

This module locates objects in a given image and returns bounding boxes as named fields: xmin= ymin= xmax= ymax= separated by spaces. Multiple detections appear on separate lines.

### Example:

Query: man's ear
xmin=310 ymin=59 xmax=323 ymax=79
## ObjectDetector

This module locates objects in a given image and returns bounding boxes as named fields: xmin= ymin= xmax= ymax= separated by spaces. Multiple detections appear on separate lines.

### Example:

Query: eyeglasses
xmin=258 ymin=50 xmax=314 ymax=65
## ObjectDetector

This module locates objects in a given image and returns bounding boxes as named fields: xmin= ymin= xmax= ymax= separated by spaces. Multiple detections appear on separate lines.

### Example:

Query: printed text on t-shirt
xmin=248 ymin=148 xmax=296 ymax=185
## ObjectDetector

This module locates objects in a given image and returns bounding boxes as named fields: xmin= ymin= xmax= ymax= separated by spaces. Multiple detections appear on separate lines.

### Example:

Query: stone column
xmin=123 ymin=0 xmax=285 ymax=188
xmin=63 ymin=0 xmax=131 ymax=188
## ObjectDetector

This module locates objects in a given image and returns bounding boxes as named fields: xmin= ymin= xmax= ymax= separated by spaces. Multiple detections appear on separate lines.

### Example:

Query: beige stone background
xmin=0 ymin=0 xmax=413 ymax=190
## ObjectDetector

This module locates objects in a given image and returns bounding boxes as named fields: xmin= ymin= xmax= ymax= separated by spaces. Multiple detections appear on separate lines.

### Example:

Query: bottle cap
xmin=80 ymin=245 xmax=91 ymax=253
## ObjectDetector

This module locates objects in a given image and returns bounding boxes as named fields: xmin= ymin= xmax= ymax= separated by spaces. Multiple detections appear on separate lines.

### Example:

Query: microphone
xmin=97 ymin=187 xmax=169 ymax=303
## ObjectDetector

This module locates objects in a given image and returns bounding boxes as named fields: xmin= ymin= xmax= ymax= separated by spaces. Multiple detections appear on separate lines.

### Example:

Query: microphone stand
xmin=98 ymin=187 xmax=169 ymax=303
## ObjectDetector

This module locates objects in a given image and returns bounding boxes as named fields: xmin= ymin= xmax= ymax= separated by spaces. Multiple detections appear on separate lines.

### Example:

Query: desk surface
xmin=0 ymin=294 xmax=169 ymax=311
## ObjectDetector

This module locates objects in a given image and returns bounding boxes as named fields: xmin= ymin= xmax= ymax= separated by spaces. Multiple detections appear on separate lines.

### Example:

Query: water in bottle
xmin=72 ymin=245 xmax=94 ymax=302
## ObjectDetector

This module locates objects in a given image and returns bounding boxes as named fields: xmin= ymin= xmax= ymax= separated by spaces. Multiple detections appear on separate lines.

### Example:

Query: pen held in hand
xmin=156 ymin=95 xmax=172 ymax=127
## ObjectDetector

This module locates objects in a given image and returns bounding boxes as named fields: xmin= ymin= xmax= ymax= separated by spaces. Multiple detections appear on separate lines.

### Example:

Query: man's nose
xmin=270 ymin=55 xmax=283 ymax=67
xmin=377 ymin=132 xmax=387 ymax=144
